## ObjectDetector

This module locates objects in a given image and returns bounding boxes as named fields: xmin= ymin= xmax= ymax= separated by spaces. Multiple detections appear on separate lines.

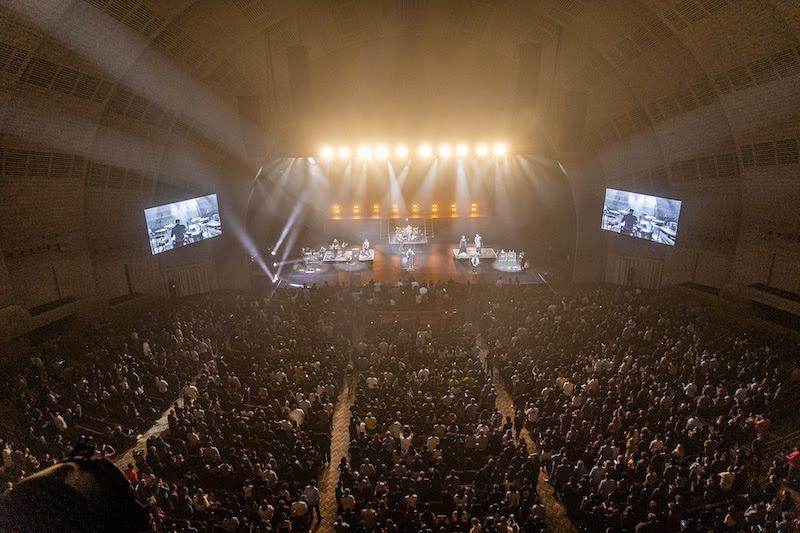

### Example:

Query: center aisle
xmin=478 ymin=339 xmax=577 ymax=533
xmin=317 ymin=313 xmax=363 ymax=532
xmin=317 ymin=378 xmax=355 ymax=532
xmin=492 ymin=376 xmax=577 ymax=533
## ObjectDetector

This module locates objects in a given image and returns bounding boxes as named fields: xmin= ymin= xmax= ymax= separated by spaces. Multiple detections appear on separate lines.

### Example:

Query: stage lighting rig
xmin=317 ymin=141 xmax=511 ymax=159
xmin=374 ymin=145 xmax=389 ymax=159
xmin=357 ymin=145 xmax=372 ymax=159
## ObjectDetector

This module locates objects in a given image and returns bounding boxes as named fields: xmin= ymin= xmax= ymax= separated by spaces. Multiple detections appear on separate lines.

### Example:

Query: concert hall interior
xmin=1 ymin=2 xmax=800 ymax=533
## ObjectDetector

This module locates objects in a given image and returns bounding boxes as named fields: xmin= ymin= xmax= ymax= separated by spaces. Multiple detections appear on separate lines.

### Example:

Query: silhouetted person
xmin=171 ymin=219 xmax=187 ymax=247
xmin=621 ymin=209 xmax=637 ymax=235
xmin=0 ymin=442 xmax=148 ymax=533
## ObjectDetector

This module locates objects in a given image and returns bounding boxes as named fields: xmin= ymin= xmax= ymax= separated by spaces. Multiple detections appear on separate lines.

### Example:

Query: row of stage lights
xmin=332 ymin=202 xmax=479 ymax=216
xmin=320 ymin=143 xmax=508 ymax=160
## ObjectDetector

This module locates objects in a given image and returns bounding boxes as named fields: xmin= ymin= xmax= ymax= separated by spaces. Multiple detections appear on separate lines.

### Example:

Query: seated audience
xmin=2 ymin=282 xmax=798 ymax=533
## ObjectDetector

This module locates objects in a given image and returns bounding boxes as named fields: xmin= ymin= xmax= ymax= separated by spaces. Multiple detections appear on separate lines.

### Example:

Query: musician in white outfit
xmin=405 ymin=247 xmax=416 ymax=269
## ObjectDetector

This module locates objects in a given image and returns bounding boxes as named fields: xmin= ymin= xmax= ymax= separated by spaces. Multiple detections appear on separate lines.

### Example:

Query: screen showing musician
xmin=601 ymin=188 xmax=681 ymax=246
xmin=144 ymin=193 xmax=222 ymax=255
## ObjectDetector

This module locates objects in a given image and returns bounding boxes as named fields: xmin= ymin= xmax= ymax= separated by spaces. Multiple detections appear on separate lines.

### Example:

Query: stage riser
xmin=322 ymin=218 xmax=500 ymax=246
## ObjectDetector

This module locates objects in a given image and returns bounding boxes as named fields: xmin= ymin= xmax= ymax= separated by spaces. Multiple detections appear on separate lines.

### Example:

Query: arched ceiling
xmin=4 ymin=1 xmax=796 ymax=161
xmin=0 ymin=0 xmax=798 ymax=280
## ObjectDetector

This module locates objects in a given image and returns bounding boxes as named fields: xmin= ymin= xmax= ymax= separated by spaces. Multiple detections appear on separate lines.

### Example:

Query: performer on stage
xmin=470 ymin=254 xmax=480 ymax=273
xmin=171 ymin=219 xmax=187 ymax=247
xmin=405 ymin=246 xmax=416 ymax=269
xmin=621 ymin=209 xmax=638 ymax=236
xmin=362 ymin=238 xmax=370 ymax=254
xmin=459 ymin=235 xmax=467 ymax=255
xmin=474 ymin=233 xmax=482 ymax=254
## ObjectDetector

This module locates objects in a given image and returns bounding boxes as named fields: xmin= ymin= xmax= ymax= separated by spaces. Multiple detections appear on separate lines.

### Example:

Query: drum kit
xmin=394 ymin=224 xmax=422 ymax=243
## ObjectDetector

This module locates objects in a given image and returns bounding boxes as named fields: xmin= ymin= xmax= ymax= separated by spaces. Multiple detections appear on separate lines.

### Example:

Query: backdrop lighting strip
xmin=319 ymin=142 xmax=510 ymax=160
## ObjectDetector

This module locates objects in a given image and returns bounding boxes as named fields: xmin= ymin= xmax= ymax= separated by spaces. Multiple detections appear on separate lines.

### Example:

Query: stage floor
xmin=281 ymin=243 xmax=543 ymax=285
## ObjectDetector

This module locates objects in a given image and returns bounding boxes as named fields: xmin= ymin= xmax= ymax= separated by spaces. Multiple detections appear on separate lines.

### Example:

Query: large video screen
xmin=601 ymin=188 xmax=681 ymax=246
xmin=144 ymin=194 xmax=222 ymax=255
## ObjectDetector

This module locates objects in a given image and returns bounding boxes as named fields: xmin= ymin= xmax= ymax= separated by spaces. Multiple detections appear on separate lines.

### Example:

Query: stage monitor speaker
xmin=237 ymin=93 xmax=267 ymax=157
xmin=515 ymin=42 xmax=543 ymax=112
xmin=559 ymin=90 xmax=588 ymax=152
xmin=287 ymin=45 xmax=311 ymax=115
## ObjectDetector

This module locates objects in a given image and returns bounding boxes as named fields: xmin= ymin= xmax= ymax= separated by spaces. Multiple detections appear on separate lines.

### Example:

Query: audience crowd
xmin=1 ymin=281 xmax=799 ymax=533
xmin=338 ymin=309 xmax=548 ymax=532
xmin=0 ymin=298 xmax=222 ymax=490
xmin=485 ymin=285 xmax=799 ymax=532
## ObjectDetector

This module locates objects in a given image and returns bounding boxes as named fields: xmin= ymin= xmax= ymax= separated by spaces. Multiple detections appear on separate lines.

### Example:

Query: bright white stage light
xmin=418 ymin=144 xmax=433 ymax=158
xmin=273 ymin=262 xmax=277 ymax=267
xmin=476 ymin=144 xmax=489 ymax=157
xmin=493 ymin=143 xmax=508 ymax=156
xmin=357 ymin=145 xmax=372 ymax=159
xmin=337 ymin=146 xmax=351 ymax=159
xmin=456 ymin=144 xmax=469 ymax=157
xmin=271 ymin=250 xmax=276 ymax=256
xmin=320 ymin=146 xmax=335 ymax=160
xmin=374 ymin=144 xmax=389 ymax=159
xmin=395 ymin=145 xmax=409 ymax=158
xmin=439 ymin=144 xmax=452 ymax=158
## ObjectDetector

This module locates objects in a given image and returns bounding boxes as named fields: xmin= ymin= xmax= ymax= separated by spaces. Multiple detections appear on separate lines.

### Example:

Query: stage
xmin=278 ymin=243 xmax=544 ymax=286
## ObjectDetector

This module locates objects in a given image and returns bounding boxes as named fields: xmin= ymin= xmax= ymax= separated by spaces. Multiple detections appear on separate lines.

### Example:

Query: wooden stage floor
xmin=279 ymin=243 xmax=543 ymax=286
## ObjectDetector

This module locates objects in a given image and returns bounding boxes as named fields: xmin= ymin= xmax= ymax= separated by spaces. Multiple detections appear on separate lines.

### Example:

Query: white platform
xmin=389 ymin=236 xmax=428 ymax=245
xmin=452 ymin=247 xmax=498 ymax=260
xmin=322 ymin=249 xmax=374 ymax=263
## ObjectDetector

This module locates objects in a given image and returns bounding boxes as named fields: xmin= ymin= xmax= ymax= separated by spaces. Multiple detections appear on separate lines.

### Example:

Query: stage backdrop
xmin=247 ymin=155 xmax=576 ymax=270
